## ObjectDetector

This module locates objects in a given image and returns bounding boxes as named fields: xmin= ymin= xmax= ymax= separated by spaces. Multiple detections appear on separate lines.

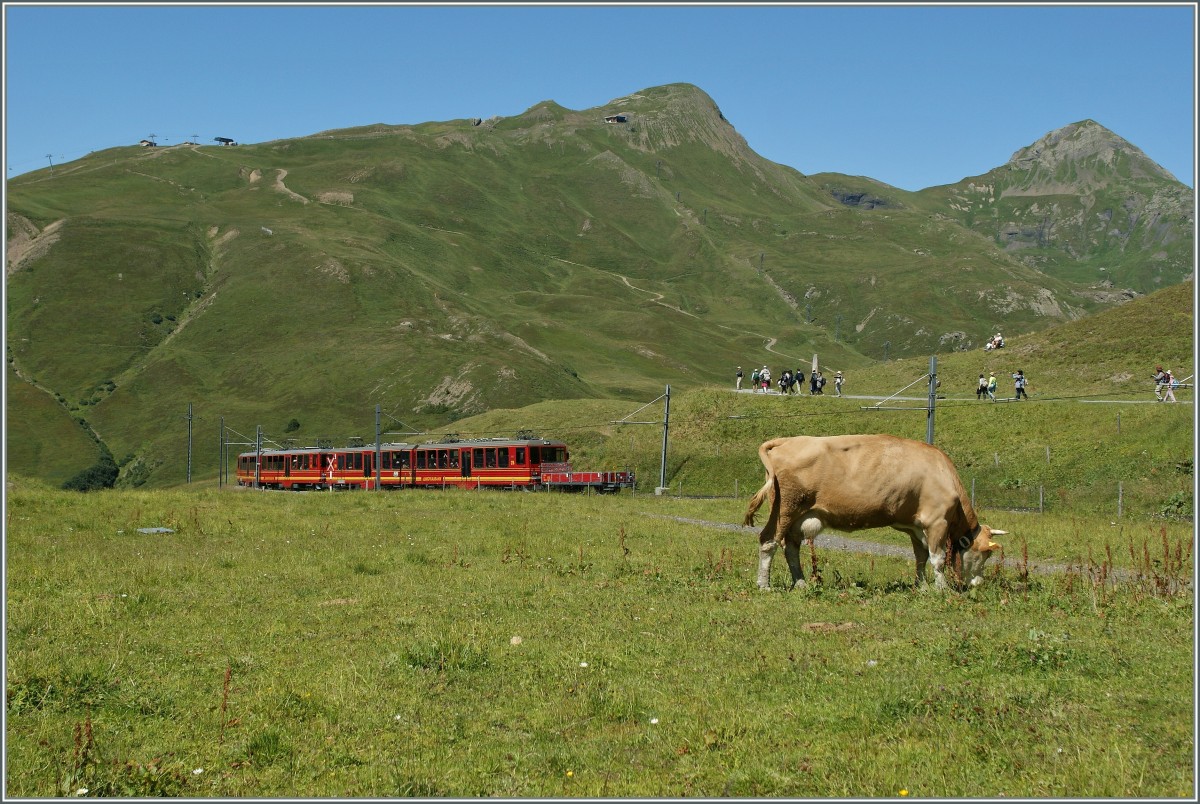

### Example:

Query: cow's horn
xmin=989 ymin=529 xmax=1008 ymax=536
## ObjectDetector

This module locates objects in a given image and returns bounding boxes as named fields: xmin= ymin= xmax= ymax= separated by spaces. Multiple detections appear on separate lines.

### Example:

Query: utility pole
xmin=926 ymin=355 xmax=938 ymax=445
xmin=375 ymin=405 xmax=382 ymax=492
xmin=45 ymin=154 xmax=55 ymax=175
xmin=255 ymin=426 xmax=262 ymax=489
xmin=657 ymin=385 xmax=671 ymax=494
xmin=186 ymin=403 xmax=193 ymax=482
xmin=218 ymin=416 xmax=225 ymax=488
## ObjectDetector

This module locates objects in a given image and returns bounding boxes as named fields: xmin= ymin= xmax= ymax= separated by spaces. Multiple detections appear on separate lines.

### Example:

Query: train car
xmin=235 ymin=436 xmax=635 ymax=493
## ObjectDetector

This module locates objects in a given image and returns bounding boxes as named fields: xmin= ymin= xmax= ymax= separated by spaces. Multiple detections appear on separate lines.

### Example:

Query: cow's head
xmin=957 ymin=526 xmax=1006 ymax=587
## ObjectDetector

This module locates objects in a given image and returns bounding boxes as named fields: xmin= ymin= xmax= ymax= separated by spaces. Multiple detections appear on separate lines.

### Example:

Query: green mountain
xmin=5 ymin=84 xmax=1193 ymax=487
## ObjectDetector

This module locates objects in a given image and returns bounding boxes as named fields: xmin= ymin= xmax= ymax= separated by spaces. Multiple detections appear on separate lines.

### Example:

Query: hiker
xmin=976 ymin=373 xmax=988 ymax=400
xmin=1012 ymin=370 xmax=1028 ymax=400
xmin=1162 ymin=368 xmax=1178 ymax=403
xmin=1153 ymin=365 xmax=1168 ymax=401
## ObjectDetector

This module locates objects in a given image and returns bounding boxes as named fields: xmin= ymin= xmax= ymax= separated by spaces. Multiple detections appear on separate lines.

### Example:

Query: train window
xmin=382 ymin=452 xmax=391 ymax=470
xmin=416 ymin=451 xmax=427 ymax=470
xmin=290 ymin=455 xmax=300 ymax=470
xmin=447 ymin=450 xmax=458 ymax=469
xmin=400 ymin=452 xmax=410 ymax=469
xmin=473 ymin=448 xmax=484 ymax=469
xmin=437 ymin=450 xmax=448 ymax=469
xmin=515 ymin=448 xmax=526 ymax=465
xmin=530 ymin=446 xmax=540 ymax=464
xmin=545 ymin=446 xmax=567 ymax=463
xmin=485 ymin=449 xmax=497 ymax=468
xmin=352 ymin=453 xmax=362 ymax=471
xmin=337 ymin=454 xmax=345 ymax=470
xmin=497 ymin=449 xmax=509 ymax=468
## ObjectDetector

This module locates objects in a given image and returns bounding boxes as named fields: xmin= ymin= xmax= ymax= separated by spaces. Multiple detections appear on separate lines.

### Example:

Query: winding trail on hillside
xmin=274 ymin=169 xmax=310 ymax=204
xmin=548 ymin=256 xmax=804 ymax=367
xmin=550 ymin=257 xmax=699 ymax=319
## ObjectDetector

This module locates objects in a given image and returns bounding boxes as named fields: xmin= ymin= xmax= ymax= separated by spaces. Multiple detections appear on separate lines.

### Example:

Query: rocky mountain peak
xmin=1007 ymin=119 xmax=1177 ymax=183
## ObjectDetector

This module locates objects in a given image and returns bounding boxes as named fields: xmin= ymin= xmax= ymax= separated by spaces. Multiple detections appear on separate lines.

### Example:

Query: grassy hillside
xmin=5 ymin=86 xmax=1193 ymax=489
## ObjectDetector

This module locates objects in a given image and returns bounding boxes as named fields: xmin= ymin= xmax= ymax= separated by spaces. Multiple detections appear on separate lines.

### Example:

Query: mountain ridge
xmin=4 ymin=82 xmax=1194 ymax=487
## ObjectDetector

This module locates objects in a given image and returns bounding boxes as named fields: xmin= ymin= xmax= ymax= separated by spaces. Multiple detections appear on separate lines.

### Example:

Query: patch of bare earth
xmin=274 ymin=169 xmax=309 ymax=204
xmin=317 ymin=191 xmax=354 ymax=206
xmin=6 ymin=215 xmax=65 ymax=275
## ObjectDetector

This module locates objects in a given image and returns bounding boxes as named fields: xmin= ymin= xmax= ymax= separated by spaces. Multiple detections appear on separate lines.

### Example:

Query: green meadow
xmin=4 ymin=478 xmax=1193 ymax=798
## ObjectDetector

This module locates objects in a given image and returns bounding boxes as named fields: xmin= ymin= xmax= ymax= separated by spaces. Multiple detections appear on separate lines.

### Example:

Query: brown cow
xmin=743 ymin=434 xmax=1005 ymax=590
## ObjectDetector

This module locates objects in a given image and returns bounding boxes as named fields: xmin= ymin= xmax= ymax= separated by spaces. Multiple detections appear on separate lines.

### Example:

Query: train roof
xmin=237 ymin=436 xmax=566 ymax=456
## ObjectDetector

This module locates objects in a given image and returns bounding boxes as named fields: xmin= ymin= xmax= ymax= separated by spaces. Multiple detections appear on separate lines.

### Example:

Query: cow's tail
xmin=743 ymin=438 xmax=786 ymax=527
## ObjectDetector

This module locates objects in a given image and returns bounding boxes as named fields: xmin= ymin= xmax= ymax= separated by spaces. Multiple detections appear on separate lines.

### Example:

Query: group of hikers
xmin=975 ymin=370 xmax=1028 ymax=401
xmin=736 ymin=365 xmax=845 ymax=397
xmin=983 ymin=333 xmax=1006 ymax=352
xmin=1153 ymin=365 xmax=1183 ymax=403
xmin=736 ymin=361 xmax=1184 ymax=404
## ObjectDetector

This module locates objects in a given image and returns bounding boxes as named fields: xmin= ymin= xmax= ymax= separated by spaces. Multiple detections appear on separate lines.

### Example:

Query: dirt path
xmin=646 ymin=514 xmax=1135 ymax=580
xmin=274 ymin=169 xmax=309 ymax=204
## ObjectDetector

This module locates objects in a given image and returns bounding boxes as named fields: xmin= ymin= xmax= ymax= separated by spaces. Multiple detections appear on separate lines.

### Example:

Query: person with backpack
xmin=987 ymin=372 xmax=998 ymax=402
xmin=1162 ymin=368 xmax=1178 ymax=403
xmin=1153 ymin=365 xmax=1168 ymax=401
xmin=1012 ymin=370 xmax=1028 ymax=400
xmin=750 ymin=367 xmax=760 ymax=390
xmin=976 ymin=373 xmax=988 ymax=400
xmin=736 ymin=366 xmax=744 ymax=391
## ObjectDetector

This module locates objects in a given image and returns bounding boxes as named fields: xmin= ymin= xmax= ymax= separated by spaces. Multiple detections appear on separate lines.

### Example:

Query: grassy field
xmin=5 ymin=479 xmax=1193 ymax=797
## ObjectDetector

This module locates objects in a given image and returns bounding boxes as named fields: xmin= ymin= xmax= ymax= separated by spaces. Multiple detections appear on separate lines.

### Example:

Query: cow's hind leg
xmin=756 ymin=500 xmax=783 ymax=590
xmin=782 ymin=516 xmax=824 ymax=590
xmin=757 ymin=539 xmax=778 ymax=590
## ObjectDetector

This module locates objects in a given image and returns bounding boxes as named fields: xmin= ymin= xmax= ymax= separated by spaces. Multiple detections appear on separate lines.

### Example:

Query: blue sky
xmin=3 ymin=3 xmax=1196 ymax=190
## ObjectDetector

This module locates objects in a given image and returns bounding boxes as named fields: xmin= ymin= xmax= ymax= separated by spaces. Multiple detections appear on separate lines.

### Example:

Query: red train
xmin=235 ymin=436 xmax=635 ymax=493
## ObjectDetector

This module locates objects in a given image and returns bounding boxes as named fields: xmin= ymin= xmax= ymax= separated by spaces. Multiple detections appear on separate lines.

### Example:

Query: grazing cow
xmin=743 ymin=434 xmax=1005 ymax=590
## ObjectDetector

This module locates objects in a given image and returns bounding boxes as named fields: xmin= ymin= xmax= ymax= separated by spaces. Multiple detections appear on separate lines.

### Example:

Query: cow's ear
xmin=985 ymin=540 xmax=1002 ymax=551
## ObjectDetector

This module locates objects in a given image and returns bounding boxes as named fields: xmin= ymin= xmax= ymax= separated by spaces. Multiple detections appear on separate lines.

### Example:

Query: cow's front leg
xmin=904 ymin=529 xmax=930 ymax=587
xmin=757 ymin=539 xmax=778 ymax=590
xmin=923 ymin=521 xmax=951 ymax=590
